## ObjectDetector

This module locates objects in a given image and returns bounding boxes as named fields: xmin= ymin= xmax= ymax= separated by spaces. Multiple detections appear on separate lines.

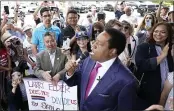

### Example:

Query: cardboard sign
xmin=23 ymin=78 xmax=78 ymax=110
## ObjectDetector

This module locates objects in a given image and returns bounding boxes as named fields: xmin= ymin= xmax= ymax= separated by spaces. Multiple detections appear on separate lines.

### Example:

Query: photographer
xmin=1 ymin=31 xmax=36 ymax=70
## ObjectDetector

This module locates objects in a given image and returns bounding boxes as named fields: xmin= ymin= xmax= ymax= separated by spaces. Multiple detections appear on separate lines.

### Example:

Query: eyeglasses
xmin=42 ymin=14 xmax=51 ymax=18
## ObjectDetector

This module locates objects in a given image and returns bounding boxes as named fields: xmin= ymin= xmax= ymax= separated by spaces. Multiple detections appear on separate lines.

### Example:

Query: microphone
xmin=58 ymin=51 xmax=89 ymax=78
xmin=76 ymin=51 xmax=89 ymax=63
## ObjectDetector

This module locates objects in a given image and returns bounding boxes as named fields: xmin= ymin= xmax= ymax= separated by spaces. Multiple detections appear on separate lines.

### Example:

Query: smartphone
xmin=4 ymin=6 xmax=9 ymax=14
xmin=145 ymin=19 xmax=152 ymax=28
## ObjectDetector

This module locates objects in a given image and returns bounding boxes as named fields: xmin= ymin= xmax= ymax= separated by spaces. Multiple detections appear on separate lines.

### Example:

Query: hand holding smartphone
xmin=4 ymin=6 xmax=9 ymax=15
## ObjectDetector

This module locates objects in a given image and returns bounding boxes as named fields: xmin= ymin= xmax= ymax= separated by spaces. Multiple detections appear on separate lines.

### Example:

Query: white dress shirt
xmin=48 ymin=51 xmax=56 ymax=67
xmin=66 ymin=57 xmax=117 ymax=97
xmin=87 ymin=57 xmax=116 ymax=96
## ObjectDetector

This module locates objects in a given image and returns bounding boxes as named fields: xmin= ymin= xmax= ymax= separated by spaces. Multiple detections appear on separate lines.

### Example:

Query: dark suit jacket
xmin=64 ymin=57 xmax=143 ymax=111
xmin=135 ymin=42 xmax=174 ymax=106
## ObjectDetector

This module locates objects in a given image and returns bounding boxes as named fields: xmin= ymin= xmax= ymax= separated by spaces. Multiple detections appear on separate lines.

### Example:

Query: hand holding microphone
xmin=65 ymin=51 xmax=89 ymax=76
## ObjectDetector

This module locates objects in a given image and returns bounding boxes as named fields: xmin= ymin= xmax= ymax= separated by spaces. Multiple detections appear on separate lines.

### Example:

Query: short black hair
xmin=40 ymin=7 xmax=50 ymax=16
xmin=105 ymin=28 xmax=126 ymax=55
xmin=67 ymin=10 xmax=78 ymax=17
xmin=44 ymin=32 xmax=56 ymax=39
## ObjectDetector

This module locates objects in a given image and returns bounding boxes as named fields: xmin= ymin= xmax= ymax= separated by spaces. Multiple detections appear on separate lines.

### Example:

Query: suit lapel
xmin=81 ymin=59 xmax=95 ymax=104
xmin=85 ymin=58 xmax=120 ymax=102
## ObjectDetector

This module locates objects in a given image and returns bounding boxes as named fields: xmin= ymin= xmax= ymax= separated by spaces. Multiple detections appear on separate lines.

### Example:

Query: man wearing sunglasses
xmin=31 ymin=7 xmax=62 ymax=56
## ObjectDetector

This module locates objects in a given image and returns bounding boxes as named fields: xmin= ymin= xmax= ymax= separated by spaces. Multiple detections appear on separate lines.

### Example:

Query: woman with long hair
xmin=135 ymin=13 xmax=157 ymax=45
xmin=135 ymin=22 xmax=173 ymax=107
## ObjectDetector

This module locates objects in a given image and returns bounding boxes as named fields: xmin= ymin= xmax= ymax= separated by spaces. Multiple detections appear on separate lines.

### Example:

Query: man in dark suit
xmin=64 ymin=28 xmax=143 ymax=110
xmin=34 ymin=32 xmax=67 ymax=84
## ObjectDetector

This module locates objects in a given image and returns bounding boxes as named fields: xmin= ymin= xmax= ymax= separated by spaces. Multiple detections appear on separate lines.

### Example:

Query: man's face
xmin=125 ymin=8 xmax=131 ymax=16
xmin=44 ymin=35 xmax=57 ymax=51
xmin=91 ymin=6 xmax=97 ymax=13
xmin=91 ymin=31 xmax=114 ymax=62
xmin=67 ymin=13 xmax=78 ymax=26
xmin=24 ymin=29 xmax=32 ymax=38
xmin=41 ymin=11 xmax=52 ymax=25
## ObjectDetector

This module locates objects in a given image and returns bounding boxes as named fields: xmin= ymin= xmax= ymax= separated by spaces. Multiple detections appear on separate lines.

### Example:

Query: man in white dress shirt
xmin=34 ymin=32 xmax=67 ymax=85
xmin=119 ymin=6 xmax=138 ymax=28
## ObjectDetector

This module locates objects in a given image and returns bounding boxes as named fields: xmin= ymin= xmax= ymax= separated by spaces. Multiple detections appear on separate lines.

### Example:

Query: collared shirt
xmin=88 ymin=57 xmax=116 ymax=96
xmin=32 ymin=24 xmax=61 ymax=52
xmin=48 ymin=51 xmax=56 ymax=67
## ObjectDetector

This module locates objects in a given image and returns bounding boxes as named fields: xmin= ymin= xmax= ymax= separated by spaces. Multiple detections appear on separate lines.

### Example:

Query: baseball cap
xmin=75 ymin=31 xmax=89 ymax=39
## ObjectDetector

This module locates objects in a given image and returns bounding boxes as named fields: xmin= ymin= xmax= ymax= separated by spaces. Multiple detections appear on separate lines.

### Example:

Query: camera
xmin=8 ymin=37 xmax=24 ymax=57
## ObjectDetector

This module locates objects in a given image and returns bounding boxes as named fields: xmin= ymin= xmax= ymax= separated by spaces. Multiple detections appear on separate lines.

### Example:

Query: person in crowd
xmin=31 ymin=7 xmax=62 ymax=55
xmin=63 ymin=28 xmax=144 ymax=110
xmin=71 ymin=31 xmax=91 ymax=60
xmin=97 ymin=12 xmax=106 ymax=26
xmin=81 ymin=14 xmax=93 ymax=28
xmin=33 ymin=1 xmax=49 ymax=26
xmin=135 ymin=13 xmax=157 ymax=45
xmin=7 ymin=60 xmax=36 ymax=111
xmin=34 ymin=32 xmax=67 ymax=85
xmin=114 ymin=1 xmax=125 ymax=20
xmin=0 ymin=41 xmax=11 ymax=110
xmin=90 ymin=21 xmax=105 ymax=45
xmin=168 ymin=6 xmax=174 ymax=23
xmin=119 ymin=6 xmax=137 ymax=28
xmin=105 ymin=19 xmax=122 ymax=31
xmin=119 ymin=20 xmax=138 ymax=73
xmin=1 ymin=31 xmax=35 ymax=70
xmin=89 ymin=5 xmax=98 ymax=23
xmin=23 ymin=25 xmax=35 ymax=75
xmin=135 ymin=22 xmax=174 ymax=108
xmin=159 ymin=44 xmax=173 ymax=110
xmin=160 ymin=6 xmax=169 ymax=21
xmin=61 ymin=10 xmax=86 ymax=54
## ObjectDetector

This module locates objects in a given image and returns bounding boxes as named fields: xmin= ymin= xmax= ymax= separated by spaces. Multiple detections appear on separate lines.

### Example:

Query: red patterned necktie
xmin=85 ymin=63 xmax=102 ymax=99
